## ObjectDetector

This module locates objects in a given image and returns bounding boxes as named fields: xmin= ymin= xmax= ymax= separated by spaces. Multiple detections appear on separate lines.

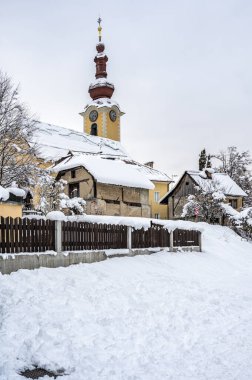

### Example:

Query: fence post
xmin=170 ymin=230 xmax=174 ymax=252
xmin=127 ymin=226 xmax=132 ymax=250
xmin=199 ymin=232 xmax=202 ymax=252
xmin=55 ymin=220 xmax=62 ymax=253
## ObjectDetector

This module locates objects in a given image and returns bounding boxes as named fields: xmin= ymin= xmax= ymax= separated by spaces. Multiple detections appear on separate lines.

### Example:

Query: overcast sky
xmin=1 ymin=0 xmax=252 ymax=177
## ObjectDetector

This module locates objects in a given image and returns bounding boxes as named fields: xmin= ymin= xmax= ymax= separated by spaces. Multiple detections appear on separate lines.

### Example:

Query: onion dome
xmin=88 ymin=18 xmax=115 ymax=100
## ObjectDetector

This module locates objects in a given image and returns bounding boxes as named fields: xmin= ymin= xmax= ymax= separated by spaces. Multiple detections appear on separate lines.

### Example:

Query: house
xmin=21 ymin=21 xmax=172 ymax=218
xmin=160 ymin=169 xmax=247 ymax=220
xmin=143 ymin=162 xmax=172 ymax=219
xmin=53 ymin=154 xmax=154 ymax=217
xmin=0 ymin=185 xmax=26 ymax=218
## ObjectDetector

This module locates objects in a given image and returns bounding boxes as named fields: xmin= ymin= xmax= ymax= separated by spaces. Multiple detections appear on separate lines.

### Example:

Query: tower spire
xmin=88 ymin=18 xmax=115 ymax=100
xmin=97 ymin=17 xmax=102 ymax=42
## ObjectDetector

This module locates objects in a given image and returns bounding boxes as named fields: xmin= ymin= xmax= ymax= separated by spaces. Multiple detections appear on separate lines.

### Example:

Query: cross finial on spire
xmin=97 ymin=17 xmax=102 ymax=42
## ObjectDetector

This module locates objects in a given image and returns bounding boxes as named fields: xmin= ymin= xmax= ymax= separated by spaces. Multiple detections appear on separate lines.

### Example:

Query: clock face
xmin=89 ymin=110 xmax=98 ymax=122
xmin=109 ymin=110 xmax=117 ymax=122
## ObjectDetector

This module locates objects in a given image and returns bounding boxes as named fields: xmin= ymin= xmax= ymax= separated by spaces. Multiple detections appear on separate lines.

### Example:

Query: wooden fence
xmin=62 ymin=222 xmax=127 ymax=251
xmin=0 ymin=217 xmax=55 ymax=254
xmin=0 ymin=217 xmax=201 ymax=254
xmin=173 ymin=229 xmax=200 ymax=247
xmin=132 ymin=225 xmax=170 ymax=249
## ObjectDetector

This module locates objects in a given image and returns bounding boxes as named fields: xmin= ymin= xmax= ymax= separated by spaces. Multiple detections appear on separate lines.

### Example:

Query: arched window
xmin=91 ymin=123 xmax=97 ymax=136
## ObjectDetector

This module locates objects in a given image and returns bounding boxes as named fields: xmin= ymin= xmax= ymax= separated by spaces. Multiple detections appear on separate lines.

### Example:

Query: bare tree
xmin=0 ymin=71 xmax=38 ymax=187
xmin=213 ymin=146 xmax=252 ymax=207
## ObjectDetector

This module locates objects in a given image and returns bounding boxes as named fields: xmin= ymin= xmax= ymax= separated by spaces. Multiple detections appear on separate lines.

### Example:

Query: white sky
xmin=1 ymin=0 xmax=252 ymax=177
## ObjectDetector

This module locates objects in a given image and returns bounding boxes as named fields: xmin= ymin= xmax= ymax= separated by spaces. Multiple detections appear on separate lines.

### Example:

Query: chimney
xmin=205 ymin=169 xmax=213 ymax=179
xmin=144 ymin=161 xmax=154 ymax=168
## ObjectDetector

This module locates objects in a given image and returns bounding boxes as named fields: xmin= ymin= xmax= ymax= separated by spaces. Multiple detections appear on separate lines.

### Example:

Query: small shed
xmin=160 ymin=169 xmax=247 ymax=220
xmin=0 ymin=186 xmax=26 ymax=218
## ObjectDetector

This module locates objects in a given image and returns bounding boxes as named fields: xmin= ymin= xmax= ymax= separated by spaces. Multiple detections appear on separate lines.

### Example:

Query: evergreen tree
xmin=199 ymin=149 xmax=207 ymax=171
xmin=206 ymin=154 xmax=212 ymax=168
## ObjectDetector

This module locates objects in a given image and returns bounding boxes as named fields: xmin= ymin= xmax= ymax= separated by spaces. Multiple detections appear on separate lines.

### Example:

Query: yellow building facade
xmin=0 ymin=203 xmax=22 ymax=218
xmin=149 ymin=181 xmax=170 ymax=219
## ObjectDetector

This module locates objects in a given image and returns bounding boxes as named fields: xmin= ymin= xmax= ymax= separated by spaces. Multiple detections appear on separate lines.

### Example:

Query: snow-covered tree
xmin=199 ymin=149 xmax=207 ymax=171
xmin=214 ymin=146 xmax=252 ymax=206
xmin=0 ymin=71 xmax=38 ymax=187
xmin=36 ymin=172 xmax=86 ymax=215
xmin=206 ymin=154 xmax=212 ymax=168
xmin=182 ymin=181 xmax=226 ymax=224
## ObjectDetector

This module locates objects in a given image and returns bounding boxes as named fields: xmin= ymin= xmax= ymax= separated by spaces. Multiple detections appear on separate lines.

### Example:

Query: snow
xmin=25 ymin=213 xmax=202 ymax=232
xmin=83 ymin=97 xmax=122 ymax=112
xmin=162 ymin=170 xmax=247 ymax=203
xmin=0 ymin=185 xmax=25 ymax=201
xmin=6 ymin=187 xmax=26 ymax=198
xmin=46 ymin=211 xmax=66 ymax=221
xmin=53 ymin=154 xmax=155 ymax=190
xmin=89 ymin=78 xmax=114 ymax=90
xmin=0 ymin=223 xmax=252 ymax=379
xmin=32 ymin=121 xmax=128 ymax=161
xmin=31 ymin=122 xmax=171 ymax=184
xmin=189 ymin=170 xmax=247 ymax=197
xmin=136 ymin=162 xmax=172 ymax=182
xmin=0 ymin=186 xmax=10 ymax=201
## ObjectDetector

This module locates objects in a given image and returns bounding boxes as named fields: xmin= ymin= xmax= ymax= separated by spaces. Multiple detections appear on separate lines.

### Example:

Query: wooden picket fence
xmin=0 ymin=217 xmax=55 ymax=253
xmin=173 ymin=229 xmax=200 ymax=247
xmin=132 ymin=225 xmax=170 ymax=248
xmin=62 ymin=222 xmax=127 ymax=251
xmin=0 ymin=217 xmax=201 ymax=254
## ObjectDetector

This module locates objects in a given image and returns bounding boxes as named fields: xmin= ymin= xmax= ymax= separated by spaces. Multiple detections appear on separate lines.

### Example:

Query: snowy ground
xmin=0 ymin=223 xmax=252 ymax=380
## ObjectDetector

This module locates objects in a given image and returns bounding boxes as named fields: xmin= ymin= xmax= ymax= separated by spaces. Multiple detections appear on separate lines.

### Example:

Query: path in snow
xmin=0 ymin=223 xmax=252 ymax=380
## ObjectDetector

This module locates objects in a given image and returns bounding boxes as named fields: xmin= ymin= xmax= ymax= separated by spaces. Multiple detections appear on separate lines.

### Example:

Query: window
xmin=91 ymin=123 xmax=97 ymax=136
xmin=71 ymin=170 xmax=76 ymax=179
xmin=69 ymin=183 xmax=80 ymax=198
xmin=154 ymin=213 xmax=160 ymax=219
xmin=229 ymin=199 xmax=238 ymax=209
xmin=154 ymin=191 xmax=160 ymax=202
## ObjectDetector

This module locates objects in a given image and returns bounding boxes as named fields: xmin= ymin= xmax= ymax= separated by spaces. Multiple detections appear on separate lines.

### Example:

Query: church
xmin=31 ymin=20 xmax=172 ymax=218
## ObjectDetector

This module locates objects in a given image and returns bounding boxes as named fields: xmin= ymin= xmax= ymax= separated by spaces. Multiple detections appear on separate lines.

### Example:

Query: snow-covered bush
xmin=182 ymin=181 xmax=226 ymax=224
xmin=36 ymin=172 xmax=86 ymax=215
xmin=223 ymin=206 xmax=252 ymax=240
xmin=59 ymin=193 xmax=86 ymax=215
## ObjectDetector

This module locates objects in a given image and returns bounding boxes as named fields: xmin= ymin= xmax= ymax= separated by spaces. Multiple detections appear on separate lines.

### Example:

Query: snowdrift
xmin=0 ymin=223 xmax=252 ymax=380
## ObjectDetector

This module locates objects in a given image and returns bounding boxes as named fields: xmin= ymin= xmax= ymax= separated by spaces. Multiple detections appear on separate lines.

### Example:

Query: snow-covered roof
xmin=89 ymin=78 xmax=114 ymax=90
xmin=32 ymin=122 xmax=171 ymax=185
xmin=160 ymin=169 xmax=247 ymax=203
xmin=188 ymin=170 xmax=247 ymax=197
xmin=0 ymin=185 xmax=26 ymax=201
xmin=53 ymin=154 xmax=155 ymax=190
xmin=32 ymin=121 xmax=128 ymax=162
xmin=137 ymin=163 xmax=172 ymax=182
xmin=83 ymin=97 xmax=123 ymax=113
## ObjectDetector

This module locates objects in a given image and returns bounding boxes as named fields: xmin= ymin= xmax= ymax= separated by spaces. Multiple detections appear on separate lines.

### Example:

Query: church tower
xmin=80 ymin=18 xmax=124 ymax=142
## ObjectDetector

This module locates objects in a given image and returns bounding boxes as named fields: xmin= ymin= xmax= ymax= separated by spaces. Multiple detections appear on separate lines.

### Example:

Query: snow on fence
xmin=0 ymin=217 xmax=202 ymax=254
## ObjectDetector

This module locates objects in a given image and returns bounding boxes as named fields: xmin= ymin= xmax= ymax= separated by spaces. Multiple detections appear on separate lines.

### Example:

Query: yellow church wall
xmin=82 ymin=106 xmax=121 ymax=142
xmin=105 ymin=111 xmax=120 ymax=141
xmin=149 ymin=181 xmax=170 ymax=220
xmin=0 ymin=203 xmax=22 ymax=218
xmin=84 ymin=108 xmax=104 ymax=137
